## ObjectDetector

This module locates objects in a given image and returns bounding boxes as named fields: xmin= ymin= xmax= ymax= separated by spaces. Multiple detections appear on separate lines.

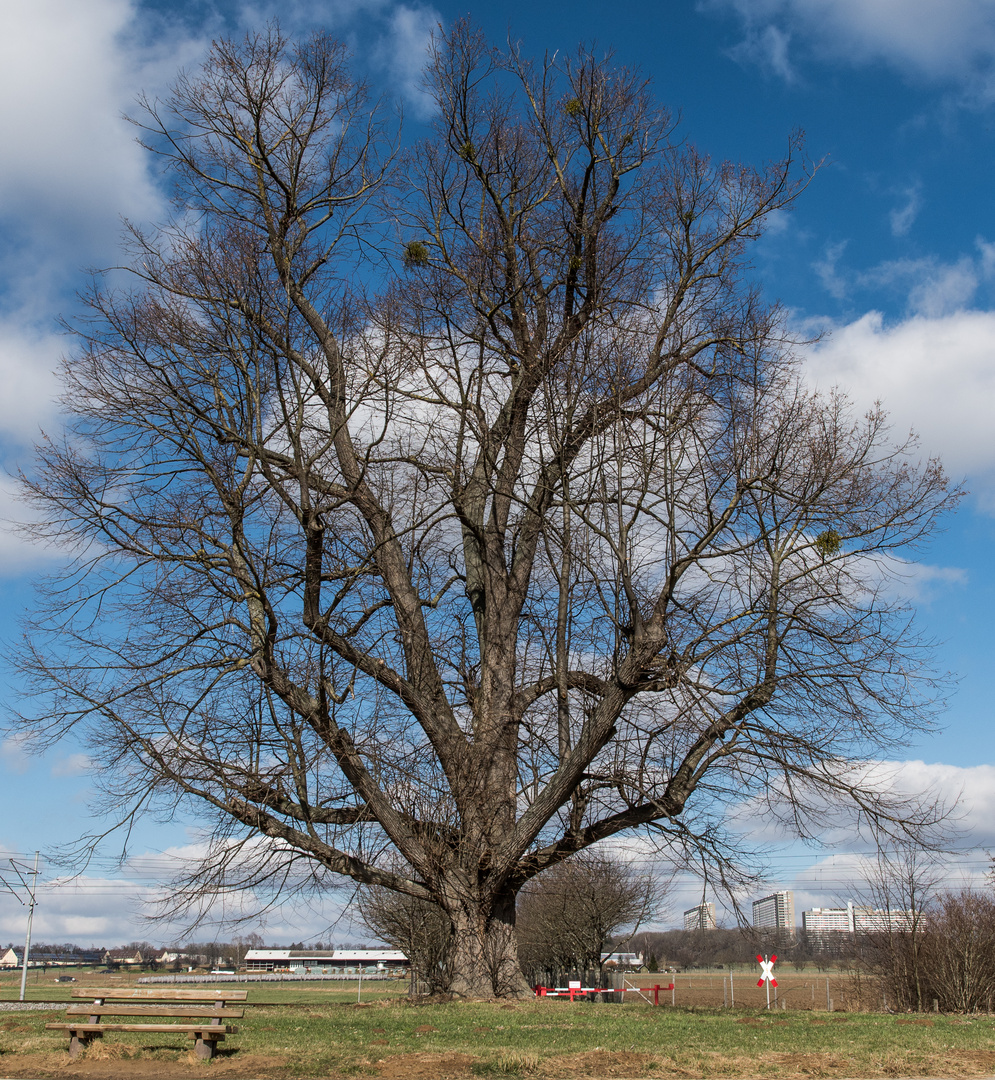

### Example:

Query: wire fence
xmin=137 ymin=972 xmax=397 ymax=984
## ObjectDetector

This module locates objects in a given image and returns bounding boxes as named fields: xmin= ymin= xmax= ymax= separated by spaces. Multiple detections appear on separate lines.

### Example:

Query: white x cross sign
xmin=756 ymin=954 xmax=778 ymax=988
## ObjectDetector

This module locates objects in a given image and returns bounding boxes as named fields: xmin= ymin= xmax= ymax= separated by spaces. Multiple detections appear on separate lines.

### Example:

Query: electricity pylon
xmin=1 ymin=853 xmax=40 ymax=1002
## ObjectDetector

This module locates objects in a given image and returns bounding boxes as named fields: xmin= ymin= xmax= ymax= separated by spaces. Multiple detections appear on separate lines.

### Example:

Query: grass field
xmin=2 ymin=985 xmax=995 ymax=1079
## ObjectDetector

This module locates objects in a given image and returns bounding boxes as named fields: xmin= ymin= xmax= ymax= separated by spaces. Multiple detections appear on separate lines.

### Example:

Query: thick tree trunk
xmin=444 ymin=887 xmax=532 ymax=999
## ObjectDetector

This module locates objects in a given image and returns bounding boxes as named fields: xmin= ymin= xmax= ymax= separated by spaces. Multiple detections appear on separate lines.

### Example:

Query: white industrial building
xmin=243 ymin=948 xmax=408 ymax=974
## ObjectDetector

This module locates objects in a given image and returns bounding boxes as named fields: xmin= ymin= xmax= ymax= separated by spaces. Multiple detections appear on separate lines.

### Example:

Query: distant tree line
xmin=626 ymin=928 xmax=810 ymax=972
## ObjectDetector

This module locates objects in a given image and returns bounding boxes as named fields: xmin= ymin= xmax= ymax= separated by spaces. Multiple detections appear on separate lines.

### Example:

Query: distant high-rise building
xmin=752 ymin=891 xmax=795 ymax=934
xmin=802 ymin=901 xmax=915 ymax=938
xmin=853 ymin=907 xmax=915 ymax=934
xmin=683 ymin=902 xmax=716 ymax=931
xmin=802 ymin=904 xmax=854 ymax=935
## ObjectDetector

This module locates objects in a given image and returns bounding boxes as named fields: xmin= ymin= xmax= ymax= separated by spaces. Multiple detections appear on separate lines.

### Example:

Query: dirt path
xmin=4 ymin=1048 xmax=995 ymax=1080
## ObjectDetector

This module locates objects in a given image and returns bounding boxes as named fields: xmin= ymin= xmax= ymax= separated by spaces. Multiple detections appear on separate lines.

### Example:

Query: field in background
xmin=0 ymin=966 xmax=888 ymax=1010
xmin=620 ymin=970 xmax=872 ymax=1012
xmin=0 ymin=967 xmax=867 ymax=1009
xmin=0 ymin=966 xmax=405 ymax=1004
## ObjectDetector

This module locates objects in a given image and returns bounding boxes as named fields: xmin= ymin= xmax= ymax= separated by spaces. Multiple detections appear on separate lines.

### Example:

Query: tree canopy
xmin=13 ymin=23 xmax=957 ymax=997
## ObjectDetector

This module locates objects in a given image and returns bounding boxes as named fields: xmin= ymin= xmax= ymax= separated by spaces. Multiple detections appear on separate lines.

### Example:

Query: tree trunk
xmin=445 ymin=887 xmax=532 ymax=999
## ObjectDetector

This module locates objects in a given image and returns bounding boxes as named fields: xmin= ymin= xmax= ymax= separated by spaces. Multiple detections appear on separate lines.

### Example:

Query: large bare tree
xmin=14 ymin=24 xmax=958 ymax=997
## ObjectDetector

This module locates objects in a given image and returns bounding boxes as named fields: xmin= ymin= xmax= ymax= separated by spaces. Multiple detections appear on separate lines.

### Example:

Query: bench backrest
xmin=71 ymin=987 xmax=248 ymax=1002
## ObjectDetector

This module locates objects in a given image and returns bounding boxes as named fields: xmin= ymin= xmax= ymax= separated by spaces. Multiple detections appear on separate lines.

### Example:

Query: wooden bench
xmin=46 ymin=987 xmax=248 ymax=1059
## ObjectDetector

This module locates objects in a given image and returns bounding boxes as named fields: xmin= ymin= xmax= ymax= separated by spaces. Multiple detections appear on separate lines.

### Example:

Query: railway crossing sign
xmin=756 ymin=953 xmax=777 ymax=1009
xmin=756 ymin=954 xmax=777 ymax=988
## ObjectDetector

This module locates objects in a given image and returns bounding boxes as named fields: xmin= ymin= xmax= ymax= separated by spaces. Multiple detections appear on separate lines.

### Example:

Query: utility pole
xmin=1 ymin=853 xmax=40 ymax=1002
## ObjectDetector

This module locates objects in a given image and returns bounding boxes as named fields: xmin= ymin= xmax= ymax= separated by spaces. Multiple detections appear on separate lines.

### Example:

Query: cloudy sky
xmin=2 ymin=0 xmax=995 ymax=947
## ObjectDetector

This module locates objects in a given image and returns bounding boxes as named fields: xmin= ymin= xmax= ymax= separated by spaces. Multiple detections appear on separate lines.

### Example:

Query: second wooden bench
xmin=46 ymin=986 xmax=248 ymax=1059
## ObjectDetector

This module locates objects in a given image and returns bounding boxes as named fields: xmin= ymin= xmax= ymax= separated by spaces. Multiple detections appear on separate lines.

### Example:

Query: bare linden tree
xmin=15 ymin=24 xmax=957 ymax=996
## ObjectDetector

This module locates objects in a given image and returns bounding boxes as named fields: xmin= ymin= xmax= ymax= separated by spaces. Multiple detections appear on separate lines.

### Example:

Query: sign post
xmin=756 ymin=954 xmax=777 ymax=1010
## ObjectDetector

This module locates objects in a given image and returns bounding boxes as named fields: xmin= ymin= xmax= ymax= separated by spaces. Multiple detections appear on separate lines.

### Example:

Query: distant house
xmin=158 ymin=950 xmax=207 ymax=967
xmin=103 ymin=948 xmax=144 ymax=966
xmin=1 ymin=947 xmax=103 ymax=968
xmin=600 ymin=952 xmax=644 ymax=969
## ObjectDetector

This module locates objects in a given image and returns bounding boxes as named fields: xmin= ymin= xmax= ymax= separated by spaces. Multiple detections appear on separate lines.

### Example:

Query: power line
xmin=0 ymin=853 xmax=40 ymax=1001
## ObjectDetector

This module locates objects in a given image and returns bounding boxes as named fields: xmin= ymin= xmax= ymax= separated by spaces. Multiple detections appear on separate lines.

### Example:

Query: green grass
xmin=3 ymin=998 xmax=995 ymax=1077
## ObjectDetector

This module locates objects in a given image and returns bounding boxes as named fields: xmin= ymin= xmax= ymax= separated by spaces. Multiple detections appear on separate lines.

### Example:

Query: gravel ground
xmin=0 ymin=1001 xmax=65 ymax=1011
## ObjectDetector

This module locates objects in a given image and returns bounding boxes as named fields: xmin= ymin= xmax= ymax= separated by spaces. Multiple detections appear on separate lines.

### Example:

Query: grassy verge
xmin=2 ymin=999 xmax=995 ymax=1077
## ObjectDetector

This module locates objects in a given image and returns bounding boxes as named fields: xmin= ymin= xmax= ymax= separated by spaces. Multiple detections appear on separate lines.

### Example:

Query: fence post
xmin=826 ymin=978 xmax=831 ymax=1011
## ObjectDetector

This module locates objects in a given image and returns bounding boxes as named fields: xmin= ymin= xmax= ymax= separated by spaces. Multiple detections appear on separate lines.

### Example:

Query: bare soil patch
xmin=372 ymin=1051 xmax=477 ymax=1078
xmin=5 ymin=1045 xmax=995 ymax=1080
xmin=545 ymin=1050 xmax=662 ymax=1077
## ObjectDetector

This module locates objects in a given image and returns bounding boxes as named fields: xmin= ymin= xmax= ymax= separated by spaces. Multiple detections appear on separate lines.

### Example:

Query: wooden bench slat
xmin=65 ymin=1004 xmax=244 ymax=1018
xmin=48 ymin=1023 xmax=235 ymax=1034
xmin=71 ymin=987 xmax=248 ymax=1001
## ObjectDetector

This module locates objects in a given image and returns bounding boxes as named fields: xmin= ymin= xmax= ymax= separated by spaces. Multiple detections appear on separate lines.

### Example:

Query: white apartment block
xmin=855 ymin=907 xmax=916 ymax=933
xmin=683 ymin=902 xmax=716 ymax=931
xmin=802 ymin=905 xmax=855 ymax=934
xmin=752 ymin=890 xmax=795 ymax=933
xmin=802 ymin=901 xmax=915 ymax=936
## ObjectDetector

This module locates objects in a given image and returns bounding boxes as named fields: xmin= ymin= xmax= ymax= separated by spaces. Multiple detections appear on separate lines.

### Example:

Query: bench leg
xmin=69 ymin=1033 xmax=97 ymax=1058
xmin=194 ymin=1037 xmax=215 ymax=1060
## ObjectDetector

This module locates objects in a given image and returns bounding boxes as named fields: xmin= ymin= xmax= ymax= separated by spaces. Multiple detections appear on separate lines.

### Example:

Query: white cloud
xmin=890 ymin=760 xmax=995 ymax=846
xmin=375 ymin=4 xmax=440 ymax=116
xmin=0 ymin=0 xmax=175 ymax=283
xmin=905 ymin=258 xmax=979 ymax=317
xmin=226 ymin=0 xmax=441 ymax=118
xmin=739 ymin=758 xmax=995 ymax=849
xmin=706 ymin=758 xmax=995 ymax=925
xmin=0 ymin=0 xmax=443 ymax=574
xmin=51 ymin=753 xmax=94 ymax=778
xmin=889 ymin=184 xmax=922 ymax=237
xmin=0 ymin=473 xmax=79 ymax=577
xmin=0 ymin=866 xmax=353 ymax=946
xmin=0 ymin=734 xmax=32 ymax=776
xmin=882 ymin=559 xmax=968 ymax=604
xmin=727 ymin=21 xmax=796 ymax=80
xmin=0 ymin=322 xmax=63 ymax=446
xmin=704 ymin=0 xmax=995 ymax=95
xmin=813 ymin=240 xmax=849 ymax=300
xmin=813 ymin=246 xmax=985 ymax=315
xmin=804 ymin=308 xmax=995 ymax=500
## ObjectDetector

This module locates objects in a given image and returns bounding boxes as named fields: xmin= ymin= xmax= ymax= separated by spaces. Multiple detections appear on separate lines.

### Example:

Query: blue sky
xmin=2 ymin=0 xmax=995 ymax=946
